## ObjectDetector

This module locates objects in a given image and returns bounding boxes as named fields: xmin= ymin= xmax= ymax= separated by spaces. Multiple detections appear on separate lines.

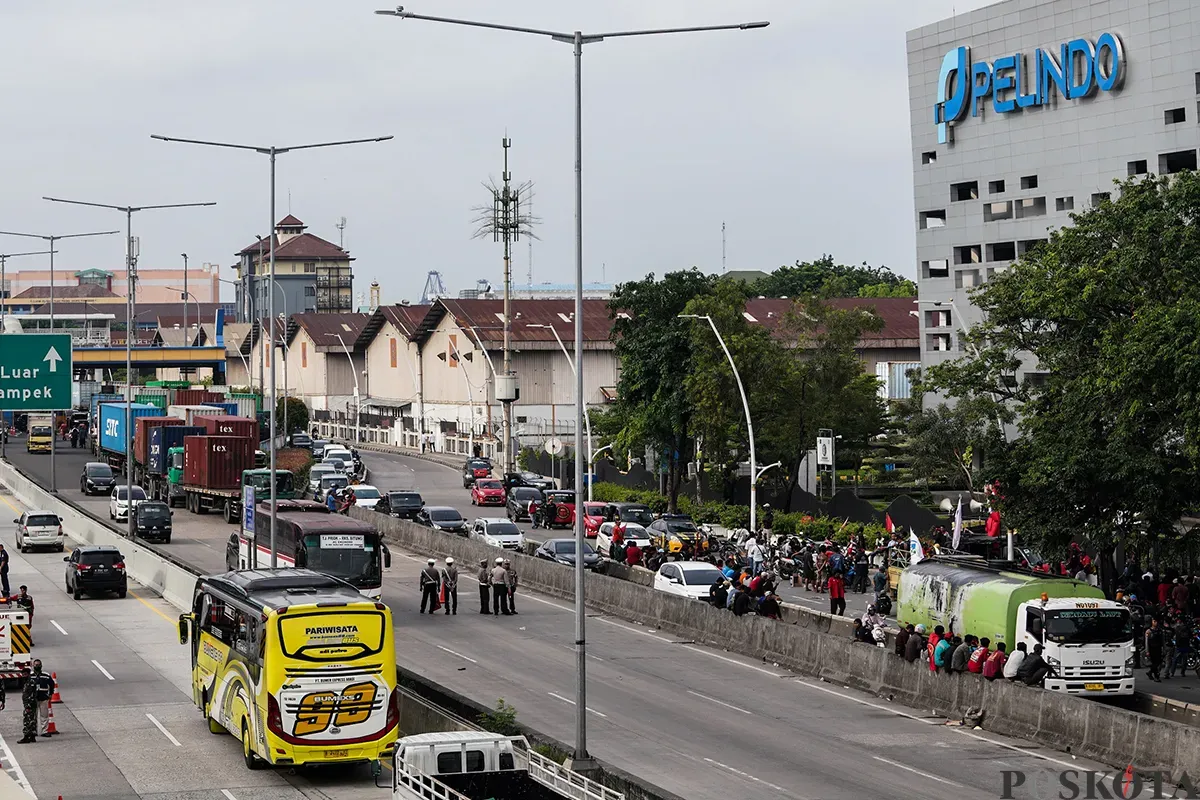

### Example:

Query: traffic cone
xmin=50 ymin=673 xmax=60 ymax=703
xmin=45 ymin=701 xmax=57 ymax=735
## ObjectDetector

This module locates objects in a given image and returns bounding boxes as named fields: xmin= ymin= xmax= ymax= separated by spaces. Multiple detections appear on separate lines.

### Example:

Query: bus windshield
xmin=302 ymin=533 xmax=381 ymax=588
xmin=1045 ymin=608 xmax=1132 ymax=644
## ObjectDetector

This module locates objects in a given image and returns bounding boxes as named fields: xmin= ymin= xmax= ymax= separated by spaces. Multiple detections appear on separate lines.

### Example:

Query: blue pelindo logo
xmin=934 ymin=32 xmax=1125 ymax=144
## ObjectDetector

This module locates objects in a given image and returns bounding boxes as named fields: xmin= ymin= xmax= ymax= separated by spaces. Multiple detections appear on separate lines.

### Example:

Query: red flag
xmin=885 ymin=514 xmax=894 ymax=534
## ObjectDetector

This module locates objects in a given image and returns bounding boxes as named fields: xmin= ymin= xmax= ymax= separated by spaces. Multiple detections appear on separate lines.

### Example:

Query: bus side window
xmin=232 ymin=610 xmax=255 ymax=658
xmin=1026 ymin=608 xmax=1044 ymax=642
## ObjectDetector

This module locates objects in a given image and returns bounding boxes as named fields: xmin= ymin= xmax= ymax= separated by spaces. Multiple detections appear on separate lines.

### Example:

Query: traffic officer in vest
xmin=490 ymin=558 xmax=511 ymax=616
xmin=419 ymin=559 xmax=441 ymax=614
xmin=477 ymin=559 xmax=491 ymax=614
xmin=32 ymin=660 xmax=53 ymax=737
xmin=504 ymin=559 xmax=518 ymax=615
xmin=441 ymin=558 xmax=459 ymax=615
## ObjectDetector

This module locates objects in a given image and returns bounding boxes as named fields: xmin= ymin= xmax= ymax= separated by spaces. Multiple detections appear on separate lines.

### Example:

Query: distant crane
xmin=421 ymin=270 xmax=448 ymax=305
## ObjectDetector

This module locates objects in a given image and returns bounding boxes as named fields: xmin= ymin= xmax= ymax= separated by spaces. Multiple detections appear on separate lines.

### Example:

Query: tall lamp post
xmin=679 ymin=314 xmax=759 ymax=536
xmin=151 ymin=133 xmax=392 ymax=566
xmin=375 ymin=8 xmax=768 ymax=765
xmin=0 ymin=226 xmax=122 ymax=494
xmin=40 ymin=197 xmax=214 ymax=529
xmin=526 ymin=323 xmax=594 ymax=500
xmin=0 ymin=249 xmax=56 ymax=461
xmin=166 ymin=287 xmax=201 ymax=344
xmin=325 ymin=333 xmax=360 ymax=445
xmin=181 ymin=253 xmax=189 ymax=342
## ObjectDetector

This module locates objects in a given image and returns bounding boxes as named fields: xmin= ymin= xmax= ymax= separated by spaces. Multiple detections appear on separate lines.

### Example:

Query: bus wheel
xmin=242 ymin=720 xmax=261 ymax=770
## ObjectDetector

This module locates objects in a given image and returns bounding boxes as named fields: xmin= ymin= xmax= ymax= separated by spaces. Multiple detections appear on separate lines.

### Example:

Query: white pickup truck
xmin=391 ymin=732 xmax=623 ymax=800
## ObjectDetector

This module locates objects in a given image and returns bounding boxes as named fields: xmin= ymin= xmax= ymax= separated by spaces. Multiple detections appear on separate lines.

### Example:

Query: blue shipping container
xmin=98 ymin=403 xmax=159 ymax=455
xmin=89 ymin=393 xmax=122 ymax=419
xmin=202 ymin=402 xmax=237 ymax=416
xmin=147 ymin=425 xmax=203 ymax=476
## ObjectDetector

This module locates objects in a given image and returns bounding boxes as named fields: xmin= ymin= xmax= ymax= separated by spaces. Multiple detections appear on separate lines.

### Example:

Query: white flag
xmin=952 ymin=497 xmax=963 ymax=550
xmin=909 ymin=528 xmax=925 ymax=565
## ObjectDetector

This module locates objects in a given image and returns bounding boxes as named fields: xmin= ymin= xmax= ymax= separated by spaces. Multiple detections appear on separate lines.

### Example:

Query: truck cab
xmin=1017 ymin=596 xmax=1135 ymax=695
xmin=26 ymin=414 xmax=52 ymax=453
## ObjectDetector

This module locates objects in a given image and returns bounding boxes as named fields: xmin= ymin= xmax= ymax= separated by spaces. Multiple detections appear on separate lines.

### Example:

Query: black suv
xmin=80 ymin=462 xmax=116 ymax=496
xmin=134 ymin=501 xmax=173 ymax=543
xmin=506 ymin=486 xmax=543 ymax=522
xmin=64 ymin=545 xmax=127 ymax=599
xmin=462 ymin=459 xmax=493 ymax=488
xmin=376 ymin=491 xmax=424 ymax=519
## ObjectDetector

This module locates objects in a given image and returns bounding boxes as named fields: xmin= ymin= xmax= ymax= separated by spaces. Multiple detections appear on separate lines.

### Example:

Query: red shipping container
xmin=196 ymin=415 xmax=258 ymax=440
xmin=133 ymin=417 xmax=185 ymax=465
xmin=183 ymin=435 xmax=256 ymax=489
xmin=175 ymin=389 xmax=214 ymax=406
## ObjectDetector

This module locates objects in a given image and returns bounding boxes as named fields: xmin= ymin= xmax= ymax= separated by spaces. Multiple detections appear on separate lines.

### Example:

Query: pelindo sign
xmin=935 ymin=32 xmax=1125 ymax=144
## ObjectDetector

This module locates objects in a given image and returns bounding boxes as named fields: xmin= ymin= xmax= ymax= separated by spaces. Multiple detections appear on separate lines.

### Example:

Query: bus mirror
xmin=177 ymin=614 xmax=190 ymax=645
xmin=383 ymin=543 xmax=392 ymax=569
xmin=296 ymin=550 xmax=307 ymax=568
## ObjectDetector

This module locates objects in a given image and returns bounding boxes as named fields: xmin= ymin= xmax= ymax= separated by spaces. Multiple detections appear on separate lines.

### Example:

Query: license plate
xmin=324 ymin=749 xmax=349 ymax=758
xmin=1084 ymin=683 xmax=1105 ymax=691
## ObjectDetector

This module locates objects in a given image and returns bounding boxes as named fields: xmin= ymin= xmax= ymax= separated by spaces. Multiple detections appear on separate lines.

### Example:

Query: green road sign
xmin=0 ymin=334 xmax=72 ymax=411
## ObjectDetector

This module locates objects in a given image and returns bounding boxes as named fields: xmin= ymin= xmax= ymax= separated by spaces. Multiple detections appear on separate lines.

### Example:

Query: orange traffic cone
xmin=50 ymin=673 xmax=61 ymax=704
xmin=45 ymin=701 xmax=57 ymax=736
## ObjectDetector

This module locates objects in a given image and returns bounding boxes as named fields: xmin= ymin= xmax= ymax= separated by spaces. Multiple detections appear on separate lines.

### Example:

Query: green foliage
xmin=200 ymin=376 xmax=214 ymax=388
xmin=276 ymin=397 xmax=309 ymax=436
xmin=532 ymin=743 xmax=571 ymax=764
xmin=478 ymin=698 xmax=521 ymax=736
xmin=923 ymin=172 xmax=1200 ymax=554
xmin=752 ymin=255 xmax=911 ymax=299
xmin=898 ymin=395 xmax=1002 ymax=490
xmin=517 ymin=447 xmax=538 ymax=472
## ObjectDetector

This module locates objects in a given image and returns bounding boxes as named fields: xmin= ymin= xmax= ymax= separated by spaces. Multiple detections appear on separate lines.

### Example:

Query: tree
xmin=857 ymin=279 xmax=917 ymax=298
xmin=924 ymin=172 xmax=1200 ymax=556
xmin=899 ymin=395 xmax=1002 ymax=490
xmin=609 ymin=269 xmax=716 ymax=511
xmin=277 ymin=397 xmax=309 ymax=437
xmin=753 ymin=255 xmax=911 ymax=299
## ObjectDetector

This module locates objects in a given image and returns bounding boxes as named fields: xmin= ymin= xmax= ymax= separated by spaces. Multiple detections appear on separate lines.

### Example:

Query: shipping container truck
xmin=898 ymin=558 xmax=1134 ymax=695
xmin=166 ymin=404 xmax=223 ymax=426
xmin=26 ymin=414 xmax=53 ymax=453
xmin=176 ymin=434 xmax=296 ymax=521
xmin=132 ymin=417 xmax=184 ymax=468
xmin=143 ymin=425 xmax=203 ymax=504
xmin=97 ymin=403 xmax=160 ymax=471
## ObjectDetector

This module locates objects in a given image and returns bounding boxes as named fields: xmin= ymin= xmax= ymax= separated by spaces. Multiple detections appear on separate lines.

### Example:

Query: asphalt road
xmin=2 ymin=440 xmax=1126 ymax=800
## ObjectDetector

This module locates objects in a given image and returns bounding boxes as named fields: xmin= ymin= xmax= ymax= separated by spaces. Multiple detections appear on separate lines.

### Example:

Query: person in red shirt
xmin=982 ymin=642 xmax=1007 ymax=680
xmin=624 ymin=542 xmax=642 ymax=567
xmin=827 ymin=571 xmax=846 ymax=616
xmin=1158 ymin=580 xmax=1172 ymax=608
xmin=968 ymin=637 xmax=991 ymax=673
xmin=928 ymin=626 xmax=944 ymax=672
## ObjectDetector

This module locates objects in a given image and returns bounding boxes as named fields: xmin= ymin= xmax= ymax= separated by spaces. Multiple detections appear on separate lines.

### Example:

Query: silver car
xmin=16 ymin=510 xmax=64 ymax=553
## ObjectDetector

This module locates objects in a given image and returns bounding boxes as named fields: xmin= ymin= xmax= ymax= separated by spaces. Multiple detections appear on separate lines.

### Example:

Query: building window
xmin=953 ymin=245 xmax=981 ymax=265
xmin=1165 ymin=107 xmax=1187 ymax=125
xmin=1020 ymin=175 xmax=1038 ymax=190
xmin=922 ymin=259 xmax=949 ymax=279
xmin=919 ymin=210 xmax=946 ymax=230
xmin=389 ymin=338 xmax=398 ymax=368
xmin=950 ymin=181 xmax=978 ymax=202
xmin=986 ymin=242 xmax=1017 ymax=262
xmin=983 ymin=201 xmax=1013 ymax=222
xmin=448 ymin=334 xmax=459 ymax=368
xmin=304 ymin=286 xmax=316 ymax=297
xmin=921 ymin=151 xmax=937 ymax=164
xmin=988 ymin=179 xmax=1005 ymax=194
xmin=1160 ymin=150 xmax=1198 ymax=174
xmin=1015 ymin=197 xmax=1047 ymax=219
xmin=1055 ymin=196 xmax=1074 ymax=212
xmin=1127 ymin=160 xmax=1148 ymax=176
xmin=955 ymin=269 xmax=981 ymax=289
xmin=924 ymin=309 xmax=951 ymax=329
xmin=1018 ymin=238 xmax=1047 ymax=257
xmin=1024 ymin=372 xmax=1050 ymax=388
xmin=1091 ymin=192 xmax=1111 ymax=207
xmin=926 ymin=333 xmax=952 ymax=352
xmin=301 ymin=341 xmax=307 ymax=368
xmin=304 ymin=262 xmax=317 ymax=273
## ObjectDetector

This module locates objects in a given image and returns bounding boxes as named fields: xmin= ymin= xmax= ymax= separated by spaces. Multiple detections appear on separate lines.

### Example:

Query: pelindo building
xmin=908 ymin=0 xmax=1199 ymax=382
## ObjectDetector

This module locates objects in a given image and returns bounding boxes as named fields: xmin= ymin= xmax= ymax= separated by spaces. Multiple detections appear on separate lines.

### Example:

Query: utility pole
xmin=472 ymin=137 xmax=539 ymax=473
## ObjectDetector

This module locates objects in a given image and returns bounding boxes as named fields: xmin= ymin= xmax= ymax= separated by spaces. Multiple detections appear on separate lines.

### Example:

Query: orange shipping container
xmin=133 ymin=417 xmax=185 ymax=465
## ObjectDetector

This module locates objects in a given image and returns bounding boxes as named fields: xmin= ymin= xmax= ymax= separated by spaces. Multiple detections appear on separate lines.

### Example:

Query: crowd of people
xmin=1114 ymin=563 xmax=1200 ymax=682
xmin=882 ymin=621 xmax=1054 ymax=686
xmin=416 ymin=556 xmax=521 ymax=617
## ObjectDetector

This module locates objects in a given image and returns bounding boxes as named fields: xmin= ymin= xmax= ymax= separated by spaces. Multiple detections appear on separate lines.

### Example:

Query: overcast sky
xmin=0 ymin=1 xmax=992 ymax=305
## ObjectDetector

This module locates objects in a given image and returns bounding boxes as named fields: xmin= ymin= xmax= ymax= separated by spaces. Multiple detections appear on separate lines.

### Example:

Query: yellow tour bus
xmin=177 ymin=568 xmax=399 ymax=770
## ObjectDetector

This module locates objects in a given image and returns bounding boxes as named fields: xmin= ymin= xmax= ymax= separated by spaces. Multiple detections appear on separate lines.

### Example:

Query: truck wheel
xmin=223 ymin=501 xmax=234 ymax=524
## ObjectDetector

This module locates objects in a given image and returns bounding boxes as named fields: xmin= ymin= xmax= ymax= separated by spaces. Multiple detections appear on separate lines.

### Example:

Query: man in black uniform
xmin=477 ymin=559 xmax=491 ymax=614
xmin=418 ymin=559 xmax=441 ymax=614
xmin=16 ymin=667 xmax=34 ymax=744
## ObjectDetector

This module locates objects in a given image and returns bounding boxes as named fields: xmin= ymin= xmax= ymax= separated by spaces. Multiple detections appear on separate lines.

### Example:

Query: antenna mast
xmin=722 ymin=221 xmax=727 ymax=273
xmin=336 ymin=217 xmax=348 ymax=249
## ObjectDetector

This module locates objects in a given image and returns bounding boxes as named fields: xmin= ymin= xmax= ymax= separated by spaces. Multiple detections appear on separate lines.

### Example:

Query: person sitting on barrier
xmin=983 ymin=642 xmax=1007 ymax=680
xmin=757 ymin=592 xmax=782 ymax=620
xmin=904 ymin=625 xmax=926 ymax=663
xmin=948 ymin=635 xmax=973 ymax=675
xmin=731 ymin=584 xmax=753 ymax=617
xmin=709 ymin=578 xmax=729 ymax=609
xmin=932 ymin=630 xmax=953 ymax=673
xmin=894 ymin=623 xmax=913 ymax=658
xmin=1003 ymin=642 xmax=1027 ymax=680
xmin=967 ymin=637 xmax=991 ymax=674
xmin=852 ymin=618 xmax=872 ymax=644
xmin=1016 ymin=643 xmax=1052 ymax=685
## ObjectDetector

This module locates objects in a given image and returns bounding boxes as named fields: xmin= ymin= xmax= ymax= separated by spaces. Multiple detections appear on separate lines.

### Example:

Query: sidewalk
xmin=353 ymin=440 xmax=463 ymax=469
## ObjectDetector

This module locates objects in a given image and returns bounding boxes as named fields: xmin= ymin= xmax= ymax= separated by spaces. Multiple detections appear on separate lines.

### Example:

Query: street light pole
xmin=0 ymin=226 xmax=123 ymax=493
xmin=181 ymin=253 xmax=189 ymax=345
xmin=152 ymin=133 xmax=392 ymax=566
xmin=680 ymin=314 xmax=758 ymax=535
xmin=40 ymin=197 xmax=213 ymax=526
xmin=376 ymin=8 xmax=768 ymax=764
xmin=527 ymin=323 xmax=593 ymax=500
xmin=167 ymin=287 xmax=201 ymax=346
xmin=326 ymin=334 xmax=360 ymax=445
xmin=274 ymin=282 xmax=289 ymax=440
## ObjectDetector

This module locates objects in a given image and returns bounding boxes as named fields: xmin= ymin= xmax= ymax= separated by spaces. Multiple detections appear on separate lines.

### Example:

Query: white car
xmin=350 ymin=485 xmax=382 ymax=509
xmin=109 ymin=485 xmax=147 ymax=521
xmin=471 ymin=518 xmax=525 ymax=550
xmin=15 ymin=510 xmax=64 ymax=553
xmin=307 ymin=464 xmax=338 ymax=496
xmin=595 ymin=522 xmax=651 ymax=557
xmin=653 ymin=561 xmax=726 ymax=602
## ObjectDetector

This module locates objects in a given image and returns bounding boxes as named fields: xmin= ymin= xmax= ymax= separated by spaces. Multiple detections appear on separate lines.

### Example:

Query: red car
xmin=582 ymin=502 xmax=607 ymax=538
xmin=530 ymin=490 xmax=576 ymax=529
xmin=471 ymin=478 xmax=507 ymax=506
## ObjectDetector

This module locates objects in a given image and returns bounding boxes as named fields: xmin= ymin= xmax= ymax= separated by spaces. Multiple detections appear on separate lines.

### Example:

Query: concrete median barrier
xmin=358 ymin=507 xmax=1200 ymax=780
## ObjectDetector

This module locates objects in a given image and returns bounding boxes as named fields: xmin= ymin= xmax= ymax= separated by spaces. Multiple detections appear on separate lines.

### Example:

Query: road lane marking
xmin=560 ymin=644 xmax=603 ymax=661
xmin=0 ymin=730 xmax=35 ymax=798
xmin=91 ymin=659 xmax=115 ymax=680
xmin=547 ymin=692 xmax=608 ymax=718
xmin=0 ymin=495 xmax=20 ymax=514
xmin=436 ymin=645 xmax=477 ymax=664
xmin=50 ymin=620 xmax=67 ymax=636
xmin=687 ymin=690 xmax=751 ymax=714
xmin=703 ymin=757 xmax=787 ymax=793
xmin=873 ymin=756 xmax=965 ymax=787
xmin=221 ymin=790 xmax=239 ymax=800
xmin=128 ymin=589 xmax=175 ymax=624
xmin=147 ymin=713 xmax=182 ymax=747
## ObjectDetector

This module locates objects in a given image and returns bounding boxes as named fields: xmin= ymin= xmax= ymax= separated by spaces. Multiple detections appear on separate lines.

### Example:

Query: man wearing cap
xmin=441 ymin=558 xmax=459 ymax=616
xmin=504 ymin=559 xmax=519 ymax=615
xmin=490 ymin=558 xmax=511 ymax=616
xmin=419 ymin=558 xmax=441 ymax=614
xmin=477 ymin=559 xmax=491 ymax=614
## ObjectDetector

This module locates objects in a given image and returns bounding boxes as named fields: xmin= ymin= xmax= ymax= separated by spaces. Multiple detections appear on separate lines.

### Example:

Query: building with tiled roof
xmin=231 ymin=216 xmax=354 ymax=323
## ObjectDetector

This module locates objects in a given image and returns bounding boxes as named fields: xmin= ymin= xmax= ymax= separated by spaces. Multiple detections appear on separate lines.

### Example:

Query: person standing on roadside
xmin=504 ymin=559 xmax=519 ymax=615
xmin=476 ymin=559 xmax=491 ymax=614
xmin=490 ymin=558 xmax=511 ymax=616
xmin=0 ymin=544 xmax=11 ymax=598
xmin=418 ymin=559 xmax=441 ymax=614
xmin=13 ymin=586 xmax=33 ymax=642
xmin=872 ymin=565 xmax=889 ymax=607
xmin=827 ymin=568 xmax=846 ymax=616
xmin=32 ymin=660 xmax=53 ymax=737
xmin=1145 ymin=617 xmax=1164 ymax=682
xmin=441 ymin=558 xmax=458 ymax=616
xmin=16 ymin=667 xmax=35 ymax=744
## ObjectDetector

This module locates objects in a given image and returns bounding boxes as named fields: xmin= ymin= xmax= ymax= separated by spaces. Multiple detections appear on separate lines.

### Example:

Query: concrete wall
xmin=356 ymin=508 xmax=1200 ymax=780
